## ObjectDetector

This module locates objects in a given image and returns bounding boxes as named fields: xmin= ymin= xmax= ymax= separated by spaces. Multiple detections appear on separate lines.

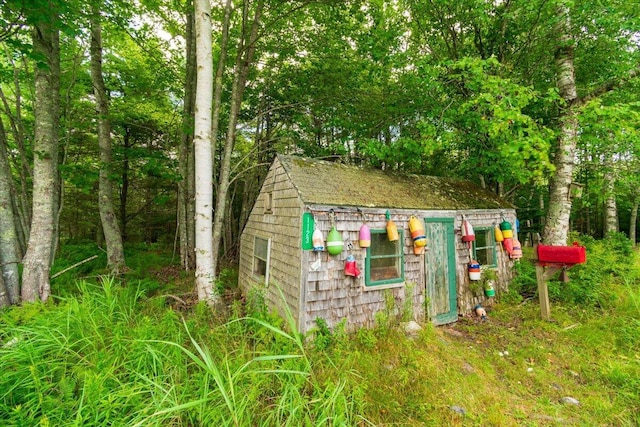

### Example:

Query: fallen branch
xmin=51 ymin=255 xmax=99 ymax=279
xmin=162 ymin=294 xmax=188 ymax=306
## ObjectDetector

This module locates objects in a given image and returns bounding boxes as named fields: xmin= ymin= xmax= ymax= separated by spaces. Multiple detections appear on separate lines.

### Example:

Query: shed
xmin=239 ymin=154 xmax=518 ymax=334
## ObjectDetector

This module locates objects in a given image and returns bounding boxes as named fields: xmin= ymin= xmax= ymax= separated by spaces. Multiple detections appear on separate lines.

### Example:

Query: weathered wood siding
xmin=453 ymin=210 xmax=518 ymax=314
xmin=301 ymin=207 xmax=425 ymax=333
xmin=240 ymin=157 xmax=518 ymax=333
xmin=300 ymin=207 xmax=517 ymax=333
xmin=238 ymin=158 xmax=305 ymax=325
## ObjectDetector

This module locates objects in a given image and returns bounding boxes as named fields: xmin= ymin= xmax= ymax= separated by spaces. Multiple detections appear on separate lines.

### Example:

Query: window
xmin=473 ymin=227 xmax=496 ymax=267
xmin=264 ymin=191 xmax=273 ymax=213
xmin=365 ymin=229 xmax=404 ymax=287
xmin=253 ymin=236 xmax=271 ymax=284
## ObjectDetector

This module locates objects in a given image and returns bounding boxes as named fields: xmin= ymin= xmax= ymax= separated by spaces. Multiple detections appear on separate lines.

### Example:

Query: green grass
xmin=1 ymin=237 xmax=640 ymax=426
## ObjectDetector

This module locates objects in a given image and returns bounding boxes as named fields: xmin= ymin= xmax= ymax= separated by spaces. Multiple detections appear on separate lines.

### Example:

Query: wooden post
xmin=535 ymin=263 xmax=562 ymax=321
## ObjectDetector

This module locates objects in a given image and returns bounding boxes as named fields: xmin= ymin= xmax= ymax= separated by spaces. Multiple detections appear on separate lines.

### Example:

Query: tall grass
xmin=0 ymin=278 xmax=366 ymax=426
xmin=3 ymin=238 xmax=640 ymax=426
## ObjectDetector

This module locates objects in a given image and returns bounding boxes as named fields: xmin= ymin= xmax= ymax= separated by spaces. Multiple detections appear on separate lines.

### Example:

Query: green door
xmin=425 ymin=218 xmax=458 ymax=325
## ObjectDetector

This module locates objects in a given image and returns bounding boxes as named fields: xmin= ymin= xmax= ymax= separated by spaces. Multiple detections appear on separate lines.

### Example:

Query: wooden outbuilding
xmin=238 ymin=154 xmax=518 ymax=333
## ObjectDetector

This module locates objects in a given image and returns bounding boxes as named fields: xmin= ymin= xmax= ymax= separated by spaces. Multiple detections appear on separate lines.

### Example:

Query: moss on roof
xmin=278 ymin=154 xmax=514 ymax=210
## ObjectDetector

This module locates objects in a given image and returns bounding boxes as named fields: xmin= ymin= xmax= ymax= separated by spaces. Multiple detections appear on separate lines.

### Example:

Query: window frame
xmin=264 ymin=191 xmax=273 ymax=214
xmin=364 ymin=229 xmax=405 ymax=287
xmin=472 ymin=227 xmax=497 ymax=268
xmin=253 ymin=236 xmax=271 ymax=285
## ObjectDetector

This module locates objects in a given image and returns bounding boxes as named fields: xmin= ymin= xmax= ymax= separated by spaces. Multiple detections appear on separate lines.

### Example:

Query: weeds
xmin=2 ymin=240 xmax=640 ymax=426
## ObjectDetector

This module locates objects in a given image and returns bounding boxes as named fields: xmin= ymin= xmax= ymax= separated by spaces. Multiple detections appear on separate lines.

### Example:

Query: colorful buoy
xmin=359 ymin=223 xmax=371 ymax=248
xmin=409 ymin=215 xmax=427 ymax=248
xmin=326 ymin=227 xmax=344 ymax=255
xmin=312 ymin=228 xmax=324 ymax=251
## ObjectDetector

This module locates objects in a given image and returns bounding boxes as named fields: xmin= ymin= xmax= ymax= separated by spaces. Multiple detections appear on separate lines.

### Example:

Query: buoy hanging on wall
xmin=500 ymin=219 xmax=513 ymax=238
xmin=461 ymin=216 xmax=475 ymax=248
xmin=358 ymin=209 xmax=371 ymax=248
xmin=326 ymin=209 xmax=343 ymax=255
xmin=327 ymin=227 xmax=344 ymax=255
xmin=409 ymin=215 xmax=427 ymax=248
xmin=468 ymin=261 xmax=481 ymax=281
xmin=503 ymin=237 xmax=514 ymax=253
xmin=500 ymin=218 xmax=514 ymax=254
xmin=359 ymin=224 xmax=371 ymax=248
xmin=312 ymin=228 xmax=324 ymax=251
xmin=494 ymin=224 xmax=504 ymax=244
xmin=510 ymin=239 xmax=523 ymax=259
xmin=386 ymin=210 xmax=399 ymax=241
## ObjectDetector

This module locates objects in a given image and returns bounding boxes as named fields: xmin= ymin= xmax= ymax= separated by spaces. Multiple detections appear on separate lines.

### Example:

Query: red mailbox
xmin=537 ymin=243 xmax=586 ymax=266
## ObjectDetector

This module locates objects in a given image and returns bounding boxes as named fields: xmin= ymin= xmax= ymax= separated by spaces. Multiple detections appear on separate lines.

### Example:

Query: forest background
xmin=1 ymin=0 xmax=640 ymax=425
xmin=1 ymin=0 xmax=640 ymax=303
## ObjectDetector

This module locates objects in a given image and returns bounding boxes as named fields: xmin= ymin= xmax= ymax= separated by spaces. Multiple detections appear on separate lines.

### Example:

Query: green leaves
xmin=436 ymin=57 xmax=555 ymax=185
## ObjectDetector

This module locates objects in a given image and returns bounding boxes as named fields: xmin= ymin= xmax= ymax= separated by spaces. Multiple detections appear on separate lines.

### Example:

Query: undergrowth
xmin=1 ymin=236 xmax=640 ymax=426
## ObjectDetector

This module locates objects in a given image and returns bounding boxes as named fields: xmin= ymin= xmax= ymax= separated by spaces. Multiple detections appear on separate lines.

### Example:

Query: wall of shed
xmin=300 ymin=207 xmax=518 ymax=333
xmin=239 ymin=159 xmax=518 ymax=334
xmin=238 ymin=158 xmax=304 ymax=325
xmin=454 ymin=210 xmax=518 ymax=314
xmin=301 ymin=208 xmax=423 ymax=334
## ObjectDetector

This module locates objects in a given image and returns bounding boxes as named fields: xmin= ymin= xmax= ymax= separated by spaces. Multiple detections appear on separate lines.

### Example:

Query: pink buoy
xmin=359 ymin=224 xmax=371 ymax=248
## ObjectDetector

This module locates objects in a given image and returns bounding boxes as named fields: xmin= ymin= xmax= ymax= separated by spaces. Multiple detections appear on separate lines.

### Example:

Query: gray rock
xmin=461 ymin=362 xmax=474 ymax=374
xmin=560 ymin=397 xmax=580 ymax=405
xmin=404 ymin=320 xmax=423 ymax=336
xmin=450 ymin=405 xmax=466 ymax=416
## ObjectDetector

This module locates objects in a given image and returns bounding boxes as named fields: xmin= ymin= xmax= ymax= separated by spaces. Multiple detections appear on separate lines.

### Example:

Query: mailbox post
xmin=535 ymin=243 xmax=587 ymax=320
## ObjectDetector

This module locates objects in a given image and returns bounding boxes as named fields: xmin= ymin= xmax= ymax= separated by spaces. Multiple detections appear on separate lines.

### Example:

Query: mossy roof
xmin=278 ymin=154 xmax=515 ymax=210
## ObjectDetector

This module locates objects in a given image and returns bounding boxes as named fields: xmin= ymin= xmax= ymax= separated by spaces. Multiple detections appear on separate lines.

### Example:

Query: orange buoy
xmin=510 ymin=239 xmax=522 ymax=259
xmin=409 ymin=215 xmax=427 ymax=248
xmin=503 ymin=237 xmax=514 ymax=254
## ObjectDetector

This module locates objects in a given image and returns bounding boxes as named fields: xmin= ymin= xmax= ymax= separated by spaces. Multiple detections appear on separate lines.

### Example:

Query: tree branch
xmin=579 ymin=65 xmax=640 ymax=106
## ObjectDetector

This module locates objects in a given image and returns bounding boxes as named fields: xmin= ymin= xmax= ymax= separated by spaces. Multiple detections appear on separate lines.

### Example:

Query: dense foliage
xmin=1 ymin=0 xmax=639 ymax=262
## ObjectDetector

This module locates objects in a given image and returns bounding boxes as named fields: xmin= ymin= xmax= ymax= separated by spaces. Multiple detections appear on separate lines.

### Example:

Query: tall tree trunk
xmin=90 ymin=2 xmax=125 ymax=273
xmin=120 ymin=128 xmax=131 ymax=241
xmin=193 ymin=0 xmax=217 ymax=303
xmin=603 ymin=156 xmax=618 ymax=236
xmin=0 ymin=85 xmax=30 ymax=254
xmin=0 ymin=58 xmax=32 ymax=235
xmin=0 ymin=272 xmax=8 ymax=308
xmin=211 ymin=0 xmax=263 ymax=281
xmin=630 ymin=196 xmax=638 ymax=247
xmin=0 ymin=115 xmax=20 ymax=304
xmin=542 ymin=3 xmax=578 ymax=246
xmin=178 ymin=2 xmax=196 ymax=271
xmin=211 ymin=0 xmax=233 ymax=178
xmin=22 ymin=12 xmax=60 ymax=302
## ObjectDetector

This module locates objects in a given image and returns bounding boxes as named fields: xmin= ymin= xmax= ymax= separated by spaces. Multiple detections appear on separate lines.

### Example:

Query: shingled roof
xmin=278 ymin=154 xmax=514 ymax=210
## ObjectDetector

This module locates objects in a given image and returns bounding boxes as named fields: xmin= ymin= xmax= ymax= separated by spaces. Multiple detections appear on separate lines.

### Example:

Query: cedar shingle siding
xmin=239 ymin=155 xmax=517 ymax=333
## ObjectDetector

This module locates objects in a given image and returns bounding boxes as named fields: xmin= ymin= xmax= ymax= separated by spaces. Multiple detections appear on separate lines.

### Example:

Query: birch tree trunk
xmin=211 ymin=0 xmax=263 ymax=280
xmin=193 ymin=0 xmax=217 ymax=303
xmin=22 ymin=13 xmax=60 ymax=302
xmin=603 ymin=157 xmax=618 ymax=236
xmin=178 ymin=3 xmax=196 ymax=271
xmin=90 ymin=2 xmax=126 ymax=273
xmin=542 ymin=3 xmax=578 ymax=246
xmin=0 ymin=116 xmax=20 ymax=304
